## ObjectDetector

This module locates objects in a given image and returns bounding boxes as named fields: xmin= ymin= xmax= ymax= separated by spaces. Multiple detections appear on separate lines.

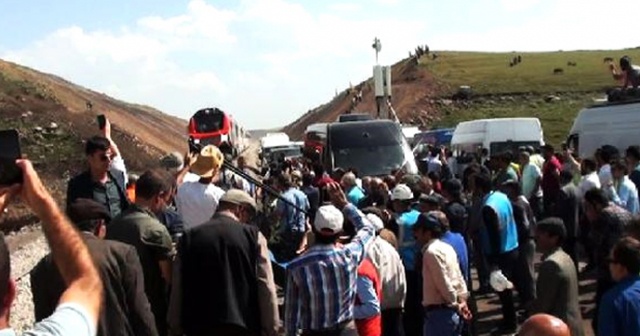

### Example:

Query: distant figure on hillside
xmin=86 ymin=100 xmax=93 ymax=110
xmin=611 ymin=56 xmax=640 ymax=89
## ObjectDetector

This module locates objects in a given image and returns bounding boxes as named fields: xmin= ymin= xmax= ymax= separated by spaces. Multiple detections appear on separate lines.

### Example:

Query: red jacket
xmin=355 ymin=258 xmax=382 ymax=336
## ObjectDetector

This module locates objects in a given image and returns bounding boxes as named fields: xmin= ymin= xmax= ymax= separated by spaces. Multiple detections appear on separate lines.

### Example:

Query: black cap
xmin=67 ymin=198 xmax=111 ymax=224
xmin=413 ymin=212 xmax=443 ymax=231
xmin=443 ymin=179 xmax=463 ymax=195
xmin=419 ymin=193 xmax=444 ymax=205
xmin=536 ymin=217 xmax=566 ymax=240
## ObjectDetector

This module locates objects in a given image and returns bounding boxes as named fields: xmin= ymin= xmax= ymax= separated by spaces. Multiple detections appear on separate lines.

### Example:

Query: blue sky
xmin=1 ymin=0 xmax=638 ymax=129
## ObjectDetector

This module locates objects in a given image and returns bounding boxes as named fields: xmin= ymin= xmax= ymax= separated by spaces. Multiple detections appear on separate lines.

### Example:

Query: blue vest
xmin=397 ymin=209 xmax=421 ymax=271
xmin=481 ymin=192 xmax=519 ymax=255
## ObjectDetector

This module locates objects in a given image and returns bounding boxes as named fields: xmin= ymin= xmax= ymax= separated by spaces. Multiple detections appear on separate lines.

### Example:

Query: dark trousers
xmin=529 ymin=196 xmax=543 ymax=220
xmin=302 ymin=321 xmax=358 ymax=336
xmin=403 ymin=270 xmax=423 ymax=336
xmin=382 ymin=308 xmax=405 ymax=336
xmin=490 ymin=249 xmax=519 ymax=328
xmin=592 ymin=277 xmax=615 ymax=334
xmin=471 ymin=235 xmax=490 ymax=289
xmin=188 ymin=325 xmax=258 ymax=336
xmin=514 ymin=239 xmax=536 ymax=307
xmin=562 ymin=237 xmax=579 ymax=272
xmin=542 ymin=193 xmax=557 ymax=218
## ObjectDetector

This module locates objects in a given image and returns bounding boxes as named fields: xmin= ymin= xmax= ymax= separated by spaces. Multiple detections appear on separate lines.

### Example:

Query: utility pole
xmin=372 ymin=37 xmax=391 ymax=119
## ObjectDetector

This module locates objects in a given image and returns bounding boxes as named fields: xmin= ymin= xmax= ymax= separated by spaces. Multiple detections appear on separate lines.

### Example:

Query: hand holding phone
xmin=0 ymin=130 xmax=23 ymax=186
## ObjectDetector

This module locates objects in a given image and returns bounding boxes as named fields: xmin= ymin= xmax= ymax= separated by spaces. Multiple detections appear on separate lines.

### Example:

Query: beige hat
xmin=314 ymin=205 xmax=344 ymax=235
xmin=219 ymin=189 xmax=257 ymax=212
xmin=190 ymin=145 xmax=224 ymax=178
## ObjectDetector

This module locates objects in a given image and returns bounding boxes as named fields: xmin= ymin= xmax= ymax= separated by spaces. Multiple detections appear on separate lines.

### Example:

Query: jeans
xmin=514 ymin=239 xmax=536 ymax=307
xmin=382 ymin=308 xmax=405 ymax=336
xmin=423 ymin=308 xmax=461 ymax=336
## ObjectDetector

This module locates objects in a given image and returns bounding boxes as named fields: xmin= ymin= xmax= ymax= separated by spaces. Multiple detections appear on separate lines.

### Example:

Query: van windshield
xmin=490 ymin=141 xmax=540 ymax=155
xmin=333 ymin=145 xmax=407 ymax=176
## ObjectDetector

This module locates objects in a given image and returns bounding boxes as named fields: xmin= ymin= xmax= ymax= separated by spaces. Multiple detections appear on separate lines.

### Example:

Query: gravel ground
xmin=9 ymin=232 xmax=48 ymax=333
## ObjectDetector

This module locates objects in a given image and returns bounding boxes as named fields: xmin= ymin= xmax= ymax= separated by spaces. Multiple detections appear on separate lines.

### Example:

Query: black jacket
xmin=66 ymin=168 xmax=130 ymax=211
xmin=31 ymin=234 xmax=158 ymax=336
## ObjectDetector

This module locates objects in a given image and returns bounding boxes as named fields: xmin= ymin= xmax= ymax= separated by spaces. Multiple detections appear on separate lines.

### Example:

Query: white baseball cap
xmin=366 ymin=213 xmax=384 ymax=232
xmin=391 ymin=184 xmax=414 ymax=201
xmin=314 ymin=205 xmax=344 ymax=235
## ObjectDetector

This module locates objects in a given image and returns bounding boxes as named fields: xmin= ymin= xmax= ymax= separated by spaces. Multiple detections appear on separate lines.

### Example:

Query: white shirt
xmin=176 ymin=181 xmax=225 ymax=229
xmin=421 ymin=239 xmax=468 ymax=307
xmin=578 ymin=172 xmax=601 ymax=199
xmin=366 ymin=236 xmax=407 ymax=309
xmin=599 ymin=164 xmax=613 ymax=188
xmin=427 ymin=156 xmax=442 ymax=174
xmin=530 ymin=154 xmax=545 ymax=170
xmin=521 ymin=163 xmax=543 ymax=199
xmin=182 ymin=172 xmax=200 ymax=183
xmin=109 ymin=156 xmax=128 ymax=185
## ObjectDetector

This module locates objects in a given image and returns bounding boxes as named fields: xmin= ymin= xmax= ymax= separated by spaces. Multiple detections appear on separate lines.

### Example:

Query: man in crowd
xmin=31 ymin=198 xmax=158 ymax=336
xmin=577 ymin=158 xmax=601 ymax=200
xmin=273 ymin=173 xmax=310 ymax=262
xmin=583 ymin=187 xmax=633 ymax=331
xmin=541 ymin=144 xmax=562 ymax=216
xmin=175 ymin=145 xmax=226 ymax=229
xmin=301 ymin=173 xmax=320 ymax=223
xmin=169 ymin=190 xmax=279 ymax=336
xmin=67 ymin=135 xmax=130 ymax=219
xmin=531 ymin=218 xmax=584 ymax=336
xmin=519 ymin=150 xmax=543 ymax=219
xmin=0 ymin=159 xmax=102 ymax=335
xmin=362 ymin=209 xmax=406 ymax=336
xmin=342 ymin=172 xmax=365 ymax=206
xmin=598 ymin=237 xmax=640 ymax=336
xmin=625 ymin=145 xmax=640 ymax=192
xmin=413 ymin=212 xmax=471 ymax=335
xmin=389 ymin=184 xmax=422 ymax=336
xmin=610 ymin=159 xmax=640 ymax=214
xmin=474 ymin=173 xmax=519 ymax=333
xmin=519 ymin=314 xmax=570 ymax=336
xmin=107 ymin=170 xmax=175 ymax=336
xmin=553 ymin=171 xmax=580 ymax=267
xmin=611 ymin=56 xmax=640 ymax=89
xmin=494 ymin=152 xmax=519 ymax=187
xmin=285 ymin=182 xmax=375 ymax=336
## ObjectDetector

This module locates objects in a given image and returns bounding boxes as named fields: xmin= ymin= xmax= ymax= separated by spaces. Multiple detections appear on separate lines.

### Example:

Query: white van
xmin=451 ymin=117 xmax=544 ymax=156
xmin=567 ymin=100 xmax=640 ymax=158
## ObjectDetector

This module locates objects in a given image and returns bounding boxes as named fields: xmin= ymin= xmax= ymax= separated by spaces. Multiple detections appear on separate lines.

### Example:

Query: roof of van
xmin=451 ymin=118 xmax=542 ymax=145
xmin=570 ymin=100 xmax=640 ymax=133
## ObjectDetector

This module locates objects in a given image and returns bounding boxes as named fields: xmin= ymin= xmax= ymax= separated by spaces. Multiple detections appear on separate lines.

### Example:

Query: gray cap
xmin=219 ymin=189 xmax=257 ymax=212
xmin=160 ymin=152 xmax=184 ymax=169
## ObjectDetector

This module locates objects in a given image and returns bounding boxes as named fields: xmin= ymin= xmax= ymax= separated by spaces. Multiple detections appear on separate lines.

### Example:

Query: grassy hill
xmin=285 ymin=48 xmax=640 ymax=146
xmin=0 ymin=59 xmax=187 ymax=231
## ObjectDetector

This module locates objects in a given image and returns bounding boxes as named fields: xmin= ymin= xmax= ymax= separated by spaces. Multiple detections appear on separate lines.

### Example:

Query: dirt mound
xmin=283 ymin=57 xmax=442 ymax=139
xmin=0 ymin=59 xmax=187 ymax=232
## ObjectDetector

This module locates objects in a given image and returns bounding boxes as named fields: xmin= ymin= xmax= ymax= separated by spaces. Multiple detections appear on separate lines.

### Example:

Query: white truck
xmin=259 ymin=133 xmax=290 ymax=167
xmin=451 ymin=117 xmax=544 ymax=156
xmin=567 ymin=99 xmax=640 ymax=158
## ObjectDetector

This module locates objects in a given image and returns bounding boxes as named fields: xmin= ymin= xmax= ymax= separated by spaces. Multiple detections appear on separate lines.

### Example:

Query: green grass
xmin=423 ymin=49 xmax=639 ymax=94
xmin=418 ymin=49 xmax=640 ymax=145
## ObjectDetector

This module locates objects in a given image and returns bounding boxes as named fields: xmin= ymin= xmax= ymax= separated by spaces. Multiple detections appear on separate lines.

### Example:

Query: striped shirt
xmin=284 ymin=204 xmax=375 ymax=335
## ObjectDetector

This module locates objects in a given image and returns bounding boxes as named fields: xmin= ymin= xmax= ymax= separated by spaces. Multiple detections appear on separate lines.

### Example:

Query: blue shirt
xmin=441 ymin=231 xmax=470 ymax=284
xmin=284 ymin=204 xmax=375 ymax=335
xmin=396 ymin=209 xmax=421 ymax=271
xmin=354 ymin=277 xmax=380 ymax=319
xmin=277 ymin=188 xmax=310 ymax=233
xmin=481 ymin=191 xmax=519 ymax=255
xmin=347 ymin=186 xmax=365 ymax=206
xmin=598 ymin=275 xmax=640 ymax=336
xmin=612 ymin=176 xmax=640 ymax=215
xmin=1 ymin=303 xmax=96 ymax=336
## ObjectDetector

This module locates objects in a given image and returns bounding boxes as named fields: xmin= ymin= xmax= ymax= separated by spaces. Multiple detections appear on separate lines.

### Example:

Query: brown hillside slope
xmin=0 ymin=59 xmax=187 ymax=230
xmin=283 ymin=58 xmax=440 ymax=140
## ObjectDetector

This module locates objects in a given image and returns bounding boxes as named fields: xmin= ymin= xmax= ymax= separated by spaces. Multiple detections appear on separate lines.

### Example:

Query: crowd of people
xmin=0 ymin=115 xmax=640 ymax=336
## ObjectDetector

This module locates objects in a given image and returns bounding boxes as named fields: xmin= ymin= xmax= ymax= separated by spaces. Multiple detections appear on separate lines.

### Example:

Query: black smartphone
xmin=97 ymin=114 xmax=106 ymax=130
xmin=0 ymin=129 xmax=23 ymax=185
